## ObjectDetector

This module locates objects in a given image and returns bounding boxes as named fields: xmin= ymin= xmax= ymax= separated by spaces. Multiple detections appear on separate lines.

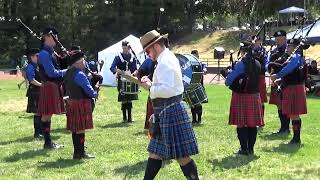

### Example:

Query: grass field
xmin=0 ymin=79 xmax=320 ymax=179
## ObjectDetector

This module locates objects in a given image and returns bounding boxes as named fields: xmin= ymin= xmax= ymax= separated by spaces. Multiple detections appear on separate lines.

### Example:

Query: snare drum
xmin=183 ymin=84 xmax=208 ymax=107
xmin=175 ymin=54 xmax=203 ymax=86
xmin=120 ymin=78 xmax=139 ymax=94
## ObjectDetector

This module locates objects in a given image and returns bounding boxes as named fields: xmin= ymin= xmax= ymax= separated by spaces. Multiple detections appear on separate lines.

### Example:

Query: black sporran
xmin=149 ymin=114 xmax=161 ymax=138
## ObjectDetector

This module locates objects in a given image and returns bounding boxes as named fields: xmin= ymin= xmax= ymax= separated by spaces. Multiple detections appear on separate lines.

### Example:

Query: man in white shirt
xmin=140 ymin=30 xmax=199 ymax=180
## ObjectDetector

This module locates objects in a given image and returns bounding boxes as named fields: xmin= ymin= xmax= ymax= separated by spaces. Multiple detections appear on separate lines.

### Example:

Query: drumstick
xmin=121 ymin=74 xmax=143 ymax=86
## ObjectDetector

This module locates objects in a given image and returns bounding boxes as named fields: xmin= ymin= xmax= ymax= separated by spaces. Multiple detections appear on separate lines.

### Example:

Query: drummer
xmin=190 ymin=50 xmax=207 ymax=124
xmin=110 ymin=41 xmax=139 ymax=123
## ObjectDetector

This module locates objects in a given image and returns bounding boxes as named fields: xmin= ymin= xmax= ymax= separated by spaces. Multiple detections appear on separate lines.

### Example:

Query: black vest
xmin=64 ymin=67 xmax=90 ymax=99
xmin=38 ymin=54 xmax=63 ymax=83
xmin=230 ymin=55 xmax=261 ymax=94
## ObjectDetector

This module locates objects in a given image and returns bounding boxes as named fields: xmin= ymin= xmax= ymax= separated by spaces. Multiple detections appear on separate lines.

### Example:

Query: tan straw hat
xmin=140 ymin=30 xmax=168 ymax=51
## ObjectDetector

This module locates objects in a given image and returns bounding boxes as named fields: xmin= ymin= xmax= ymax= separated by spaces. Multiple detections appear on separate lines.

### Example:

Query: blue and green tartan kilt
xmin=148 ymin=101 xmax=199 ymax=160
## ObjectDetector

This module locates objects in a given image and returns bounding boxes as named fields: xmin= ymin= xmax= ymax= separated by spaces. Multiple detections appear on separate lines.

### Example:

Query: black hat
xmin=273 ymin=30 xmax=286 ymax=37
xmin=69 ymin=51 xmax=85 ymax=65
xmin=26 ymin=48 xmax=40 ymax=57
xmin=122 ymin=41 xmax=129 ymax=47
xmin=42 ymin=27 xmax=58 ymax=36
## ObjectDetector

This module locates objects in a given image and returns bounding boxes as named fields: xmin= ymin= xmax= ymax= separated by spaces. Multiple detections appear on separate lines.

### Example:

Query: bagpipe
xmin=17 ymin=19 xmax=69 ymax=70
xmin=228 ymin=24 xmax=266 ymax=93
xmin=268 ymin=17 xmax=319 ymax=74
xmin=17 ymin=19 xmax=103 ymax=104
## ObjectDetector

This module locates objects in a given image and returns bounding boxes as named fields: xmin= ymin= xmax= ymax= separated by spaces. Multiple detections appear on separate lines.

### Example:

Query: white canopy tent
xmin=278 ymin=6 xmax=306 ymax=26
xmin=279 ymin=6 xmax=305 ymax=14
xmin=98 ymin=35 xmax=145 ymax=86
xmin=287 ymin=19 xmax=320 ymax=44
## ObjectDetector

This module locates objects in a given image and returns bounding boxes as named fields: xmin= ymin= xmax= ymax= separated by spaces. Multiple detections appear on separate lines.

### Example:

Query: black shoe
xmin=192 ymin=120 xmax=197 ymax=124
xmin=235 ymin=149 xmax=248 ymax=155
xmin=128 ymin=119 xmax=134 ymax=123
xmin=289 ymin=138 xmax=301 ymax=145
xmin=43 ymin=142 xmax=64 ymax=149
xmin=73 ymin=153 xmax=95 ymax=160
xmin=272 ymin=129 xmax=289 ymax=135
xmin=34 ymin=134 xmax=43 ymax=139
xmin=247 ymin=150 xmax=254 ymax=155
xmin=82 ymin=153 xmax=95 ymax=159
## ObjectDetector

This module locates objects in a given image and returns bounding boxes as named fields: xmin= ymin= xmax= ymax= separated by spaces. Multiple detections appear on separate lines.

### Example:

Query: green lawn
xmin=0 ymin=79 xmax=319 ymax=179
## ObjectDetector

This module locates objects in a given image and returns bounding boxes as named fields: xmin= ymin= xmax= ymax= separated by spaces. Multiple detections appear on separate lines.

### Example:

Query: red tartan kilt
xmin=229 ymin=92 xmax=264 ymax=127
xmin=269 ymin=87 xmax=281 ymax=106
xmin=258 ymin=75 xmax=268 ymax=103
xmin=66 ymin=99 xmax=93 ymax=132
xmin=282 ymin=84 xmax=307 ymax=117
xmin=144 ymin=97 xmax=154 ymax=129
xmin=37 ymin=82 xmax=66 ymax=115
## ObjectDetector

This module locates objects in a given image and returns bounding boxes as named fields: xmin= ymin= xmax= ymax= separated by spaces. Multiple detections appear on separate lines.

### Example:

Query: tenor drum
xmin=120 ymin=78 xmax=139 ymax=94
xmin=175 ymin=54 xmax=203 ymax=86
xmin=183 ymin=84 xmax=208 ymax=106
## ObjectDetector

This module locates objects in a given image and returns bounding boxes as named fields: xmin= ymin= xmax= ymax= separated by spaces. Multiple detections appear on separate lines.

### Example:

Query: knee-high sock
xmin=197 ymin=105 xmax=202 ymax=122
xmin=237 ymin=127 xmax=248 ymax=151
xmin=72 ymin=133 xmax=80 ymax=154
xmin=282 ymin=114 xmax=290 ymax=131
xmin=33 ymin=115 xmax=42 ymax=135
xmin=127 ymin=102 xmax=132 ymax=122
xmin=180 ymin=159 xmax=199 ymax=180
xmin=292 ymin=119 xmax=301 ymax=141
xmin=79 ymin=133 xmax=85 ymax=154
xmin=143 ymin=158 xmax=162 ymax=180
xmin=278 ymin=110 xmax=284 ymax=131
xmin=42 ymin=121 xmax=51 ymax=145
xmin=248 ymin=127 xmax=258 ymax=152
xmin=121 ymin=103 xmax=127 ymax=121
xmin=191 ymin=107 xmax=197 ymax=122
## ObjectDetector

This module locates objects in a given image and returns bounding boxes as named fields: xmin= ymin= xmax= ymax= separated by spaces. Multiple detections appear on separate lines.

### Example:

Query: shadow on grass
xmin=37 ymin=158 xmax=83 ymax=169
xmin=100 ymin=122 xmax=130 ymax=129
xmin=0 ymin=136 xmax=35 ymax=146
xmin=0 ymin=135 xmax=60 ymax=146
xmin=209 ymin=154 xmax=259 ymax=170
xmin=4 ymin=149 xmax=49 ymax=162
xmin=133 ymin=131 xmax=147 ymax=136
xmin=114 ymin=160 xmax=147 ymax=177
xmin=260 ymin=133 xmax=291 ymax=141
xmin=51 ymin=127 xmax=69 ymax=134
xmin=18 ymin=114 xmax=34 ymax=119
xmin=263 ymin=142 xmax=303 ymax=154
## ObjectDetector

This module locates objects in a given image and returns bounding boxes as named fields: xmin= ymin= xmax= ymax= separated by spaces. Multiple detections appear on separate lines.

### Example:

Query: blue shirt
xmin=276 ymin=53 xmax=304 ymax=79
xmin=110 ymin=53 xmax=137 ymax=74
xmin=266 ymin=43 xmax=287 ymax=69
xmin=253 ymin=46 xmax=267 ymax=72
xmin=26 ymin=62 xmax=37 ymax=82
xmin=73 ymin=69 xmax=97 ymax=98
xmin=138 ymin=58 xmax=155 ymax=75
xmin=225 ymin=61 xmax=245 ymax=86
xmin=38 ymin=45 xmax=66 ymax=78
